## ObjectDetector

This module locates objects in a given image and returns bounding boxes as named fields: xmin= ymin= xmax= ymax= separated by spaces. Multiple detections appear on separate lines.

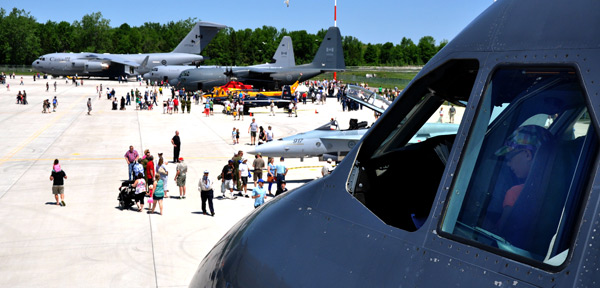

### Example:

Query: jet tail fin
xmin=137 ymin=56 xmax=150 ymax=74
xmin=310 ymin=26 xmax=345 ymax=71
xmin=271 ymin=36 xmax=295 ymax=67
xmin=173 ymin=22 xmax=227 ymax=54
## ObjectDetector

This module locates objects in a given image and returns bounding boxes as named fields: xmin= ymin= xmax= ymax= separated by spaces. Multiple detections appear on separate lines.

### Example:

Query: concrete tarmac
xmin=0 ymin=76 xmax=378 ymax=287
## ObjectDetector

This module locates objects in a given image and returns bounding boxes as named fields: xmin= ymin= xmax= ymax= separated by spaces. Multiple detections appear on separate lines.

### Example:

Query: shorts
xmin=222 ymin=179 xmax=233 ymax=192
xmin=251 ymin=131 xmax=257 ymax=137
xmin=134 ymin=192 xmax=145 ymax=203
xmin=241 ymin=176 xmax=248 ymax=185
xmin=52 ymin=185 xmax=64 ymax=195
xmin=146 ymin=177 xmax=154 ymax=186
xmin=253 ymin=170 xmax=263 ymax=181
xmin=153 ymin=194 xmax=164 ymax=200
xmin=176 ymin=174 xmax=186 ymax=187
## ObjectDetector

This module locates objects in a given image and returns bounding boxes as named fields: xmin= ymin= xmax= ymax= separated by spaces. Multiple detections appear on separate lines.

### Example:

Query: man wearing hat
xmin=252 ymin=179 xmax=267 ymax=208
xmin=198 ymin=170 xmax=215 ymax=216
xmin=493 ymin=125 xmax=551 ymax=233
xmin=221 ymin=159 xmax=237 ymax=199
xmin=321 ymin=158 xmax=333 ymax=177
xmin=275 ymin=180 xmax=288 ymax=197
xmin=175 ymin=157 xmax=187 ymax=199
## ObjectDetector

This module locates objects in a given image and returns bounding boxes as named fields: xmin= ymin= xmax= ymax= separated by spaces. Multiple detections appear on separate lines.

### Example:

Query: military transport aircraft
xmin=31 ymin=22 xmax=226 ymax=79
xmin=175 ymin=26 xmax=345 ymax=91
xmin=190 ymin=0 xmax=600 ymax=287
xmin=249 ymin=85 xmax=459 ymax=161
xmin=145 ymin=36 xmax=295 ymax=84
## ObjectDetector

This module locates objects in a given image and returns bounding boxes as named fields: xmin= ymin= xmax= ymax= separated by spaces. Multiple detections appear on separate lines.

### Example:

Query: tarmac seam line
xmin=149 ymin=215 xmax=159 ymax=288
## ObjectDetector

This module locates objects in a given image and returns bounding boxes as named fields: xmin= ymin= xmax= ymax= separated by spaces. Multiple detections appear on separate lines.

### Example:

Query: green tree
xmin=342 ymin=36 xmax=363 ymax=66
xmin=0 ymin=8 xmax=41 ymax=64
xmin=363 ymin=43 xmax=379 ymax=65
xmin=72 ymin=12 xmax=112 ymax=52
xmin=417 ymin=36 xmax=437 ymax=64
xmin=400 ymin=37 xmax=419 ymax=65
xmin=379 ymin=42 xmax=394 ymax=65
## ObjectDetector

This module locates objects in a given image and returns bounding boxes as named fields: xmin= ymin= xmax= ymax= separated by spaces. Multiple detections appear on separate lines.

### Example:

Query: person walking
xmin=124 ymin=146 xmax=139 ymax=181
xmin=52 ymin=96 xmax=58 ymax=112
xmin=87 ymin=98 xmax=92 ymax=115
xmin=50 ymin=159 xmax=67 ymax=206
xmin=269 ymin=101 xmax=275 ymax=116
xmin=252 ymin=153 xmax=265 ymax=187
xmin=175 ymin=157 xmax=187 ymax=199
xmin=133 ymin=173 xmax=146 ymax=212
xmin=145 ymin=155 xmax=155 ymax=192
xmin=156 ymin=154 xmax=169 ymax=198
xmin=248 ymin=118 xmax=258 ymax=145
xmin=220 ymin=160 xmax=237 ymax=199
xmin=275 ymin=157 xmax=288 ymax=194
xmin=148 ymin=174 xmax=164 ymax=215
xmin=237 ymin=158 xmax=250 ymax=197
xmin=171 ymin=130 xmax=181 ymax=163
xmin=252 ymin=179 xmax=267 ymax=208
xmin=199 ymin=170 xmax=215 ymax=216
xmin=449 ymin=105 xmax=456 ymax=123
xmin=267 ymin=157 xmax=276 ymax=196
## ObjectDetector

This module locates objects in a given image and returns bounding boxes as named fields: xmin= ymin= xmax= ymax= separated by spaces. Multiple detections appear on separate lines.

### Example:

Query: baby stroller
xmin=118 ymin=180 xmax=136 ymax=210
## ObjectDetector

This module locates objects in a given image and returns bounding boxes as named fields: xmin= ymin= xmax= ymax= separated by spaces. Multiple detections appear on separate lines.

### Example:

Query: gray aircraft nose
xmin=169 ymin=79 xmax=180 ymax=87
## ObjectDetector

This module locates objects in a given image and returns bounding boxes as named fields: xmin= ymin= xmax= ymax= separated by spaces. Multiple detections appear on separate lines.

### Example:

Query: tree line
xmin=0 ymin=8 xmax=447 ymax=67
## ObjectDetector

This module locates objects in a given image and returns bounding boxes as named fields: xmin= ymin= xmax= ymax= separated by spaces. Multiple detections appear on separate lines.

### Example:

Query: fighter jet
xmin=31 ymin=22 xmax=226 ymax=79
xmin=249 ymin=85 xmax=459 ymax=161
xmin=145 ymin=36 xmax=295 ymax=84
xmin=191 ymin=0 xmax=600 ymax=286
xmin=175 ymin=26 xmax=345 ymax=91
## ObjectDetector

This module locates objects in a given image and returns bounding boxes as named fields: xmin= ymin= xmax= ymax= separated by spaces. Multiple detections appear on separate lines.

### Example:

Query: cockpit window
xmin=347 ymin=59 xmax=478 ymax=232
xmin=441 ymin=67 xmax=597 ymax=268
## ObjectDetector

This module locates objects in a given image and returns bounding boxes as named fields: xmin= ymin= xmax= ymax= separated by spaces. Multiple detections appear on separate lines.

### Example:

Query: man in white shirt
xmin=198 ymin=170 xmax=215 ymax=216
xmin=266 ymin=126 xmax=274 ymax=142
xmin=321 ymin=158 xmax=333 ymax=177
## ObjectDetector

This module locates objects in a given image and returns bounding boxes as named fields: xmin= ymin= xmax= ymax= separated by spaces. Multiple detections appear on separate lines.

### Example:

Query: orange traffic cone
xmin=249 ymin=112 xmax=253 ymax=116
xmin=315 ymin=109 xmax=318 ymax=114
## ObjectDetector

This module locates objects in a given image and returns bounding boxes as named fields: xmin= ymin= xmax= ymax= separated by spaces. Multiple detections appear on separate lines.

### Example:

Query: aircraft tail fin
xmin=137 ymin=56 xmax=150 ymax=74
xmin=271 ymin=36 xmax=295 ymax=67
xmin=310 ymin=26 xmax=345 ymax=71
xmin=173 ymin=22 xmax=227 ymax=54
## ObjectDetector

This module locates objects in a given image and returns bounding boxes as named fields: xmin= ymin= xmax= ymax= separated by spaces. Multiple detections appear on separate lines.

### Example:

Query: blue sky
xmin=2 ymin=0 xmax=493 ymax=45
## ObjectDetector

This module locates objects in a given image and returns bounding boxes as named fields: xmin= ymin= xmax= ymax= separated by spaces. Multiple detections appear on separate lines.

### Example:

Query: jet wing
xmin=82 ymin=53 xmax=141 ymax=67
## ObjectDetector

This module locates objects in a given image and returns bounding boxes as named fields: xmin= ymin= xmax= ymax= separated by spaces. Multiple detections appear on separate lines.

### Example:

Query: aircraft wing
xmin=82 ymin=54 xmax=141 ymax=67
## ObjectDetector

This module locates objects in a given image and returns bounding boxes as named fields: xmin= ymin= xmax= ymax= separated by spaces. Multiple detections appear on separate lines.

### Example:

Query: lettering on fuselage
xmin=49 ymin=57 xmax=70 ymax=62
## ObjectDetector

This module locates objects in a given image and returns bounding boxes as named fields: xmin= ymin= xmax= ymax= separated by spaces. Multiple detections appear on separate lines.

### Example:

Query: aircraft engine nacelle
xmin=70 ymin=60 xmax=86 ymax=71
xmin=85 ymin=62 xmax=109 ymax=72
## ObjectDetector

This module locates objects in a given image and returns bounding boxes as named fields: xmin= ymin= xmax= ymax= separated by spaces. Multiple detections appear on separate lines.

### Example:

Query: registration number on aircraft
xmin=293 ymin=138 xmax=303 ymax=144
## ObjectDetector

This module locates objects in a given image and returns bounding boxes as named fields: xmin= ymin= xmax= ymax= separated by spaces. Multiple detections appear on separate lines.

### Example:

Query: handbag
xmin=158 ymin=166 xmax=166 ymax=175
xmin=267 ymin=175 xmax=274 ymax=183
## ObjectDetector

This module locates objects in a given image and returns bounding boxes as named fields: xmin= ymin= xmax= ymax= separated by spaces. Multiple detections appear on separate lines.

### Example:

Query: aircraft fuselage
xmin=32 ymin=52 xmax=203 ymax=78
